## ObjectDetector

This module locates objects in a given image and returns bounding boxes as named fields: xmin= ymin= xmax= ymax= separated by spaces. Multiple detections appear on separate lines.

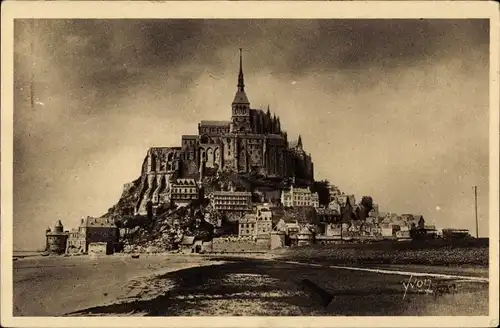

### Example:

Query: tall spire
xmin=238 ymin=48 xmax=245 ymax=92
xmin=232 ymin=48 xmax=249 ymax=105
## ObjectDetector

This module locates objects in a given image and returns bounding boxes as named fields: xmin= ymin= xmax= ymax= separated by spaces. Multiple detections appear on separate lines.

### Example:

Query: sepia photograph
xmin=1 ymin=1 xmax=499 ymax=327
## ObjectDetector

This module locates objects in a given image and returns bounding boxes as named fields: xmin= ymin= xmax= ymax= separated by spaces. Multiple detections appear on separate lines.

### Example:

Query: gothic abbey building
xmin=136 ymin=50 xmax=314 ymax=214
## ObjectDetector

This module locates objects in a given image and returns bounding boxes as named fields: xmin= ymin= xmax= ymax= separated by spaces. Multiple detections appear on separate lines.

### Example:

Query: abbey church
xmin=138 ymin=50 xmax=314 ymax=213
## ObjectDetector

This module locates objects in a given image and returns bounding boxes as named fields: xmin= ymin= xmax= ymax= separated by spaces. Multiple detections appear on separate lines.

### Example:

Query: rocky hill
xmin=99 ymin=163 xmax=212 ymax=253
xmin=118 ymin=203 xmax=215 ymax=253
xmin=96 ymin=128 xmax=331 ymax=252
xmin=99 ymin=152 xmax=294 ymax=252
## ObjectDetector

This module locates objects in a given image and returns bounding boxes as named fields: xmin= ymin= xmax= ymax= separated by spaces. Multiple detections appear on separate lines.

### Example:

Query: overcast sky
xmin=13 ymin=19 xmax=489 ymax=250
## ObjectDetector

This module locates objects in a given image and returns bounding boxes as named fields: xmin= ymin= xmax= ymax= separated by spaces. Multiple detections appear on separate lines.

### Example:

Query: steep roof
xmin=199 ymin=120 xmax=231 ymax=126
xmin=240 ymin=214 xmax=257 ymax=223
xmin=298 ymin=226 xmax=313 ymax=235
xmin=173 ymin=178 xmax=197 ymax=186
xmin=233 ymin=90 xmax=250 ymax=104
xmin=316 ymin=208 xmax=340 ymax=216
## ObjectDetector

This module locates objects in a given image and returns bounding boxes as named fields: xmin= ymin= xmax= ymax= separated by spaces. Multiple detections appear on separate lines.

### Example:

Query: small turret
xmin=54 ymin=220 xmax=64 ymax=233
xmin=46 ymin=220 xmax=68 ymax=255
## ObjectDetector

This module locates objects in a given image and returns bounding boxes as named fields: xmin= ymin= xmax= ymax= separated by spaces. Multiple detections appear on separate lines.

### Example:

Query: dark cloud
xmin=15 ymin=19 xmax=489 ymax=89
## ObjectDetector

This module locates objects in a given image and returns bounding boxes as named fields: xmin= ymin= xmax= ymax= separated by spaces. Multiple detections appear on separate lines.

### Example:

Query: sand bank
xmin=13 ymin=254 xmax=221 ymax=316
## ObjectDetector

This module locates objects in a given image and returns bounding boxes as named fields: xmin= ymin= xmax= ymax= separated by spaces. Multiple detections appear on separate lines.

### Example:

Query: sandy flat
xmin=13 ymin=254 xmax=220 ymax=316
xmin=68 ymin=257 xmax=489 ymax=316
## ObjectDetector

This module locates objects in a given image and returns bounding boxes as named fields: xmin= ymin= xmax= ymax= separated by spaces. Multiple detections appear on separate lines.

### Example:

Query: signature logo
xmin=402 ymin=275 xmax=432 ymax=300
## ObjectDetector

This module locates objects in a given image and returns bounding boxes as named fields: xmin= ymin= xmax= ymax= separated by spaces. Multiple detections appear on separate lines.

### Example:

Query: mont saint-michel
xmin=10 ymin=16 xmax=491 ymax=321
xmin=132 ymin=49 xmax=314 ymax=216
xmin=45 ymin=50 xmax=320 ymax=257
xmin=26 ymin=49 xmax=488 ymax=318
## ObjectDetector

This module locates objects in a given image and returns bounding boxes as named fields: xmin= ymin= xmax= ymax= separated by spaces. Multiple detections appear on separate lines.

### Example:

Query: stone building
xmin=88 ymin=242 xmax=112 ymax=255
xmin=316 ymin=208 xmax=341 ymax=225
xmin=328 ymin=199 xmax=342 ymax=212
xmin=238 ymin=214 xmax=257 ymax=237
xmin=297 ymin=226 xmax=314 ymax=246
xmin=281 ymin=185 xmax=320 ymax=208
xmin=255 ymin=205 xmax=273 ymax=234
xmin=311 ymin=193 xmax=320 ymax=208
xmin=442 ymin=228 xmax=470 ymax=239
xmin=66 ymin=216 xmax=119 ymax=254
xmin=238 ymin=205 xmax=273 ymax=237
xmin=170 ymin=178 xmax=199 ymax=207
xmin=287 ymin=136 xmax=314 ymax=184
xmin=210 ymin=190 xmax=252 ymax=214
xmin=66 ymin=228 xmax=86 ymax=253
xmin=338 ymin=194 xmax=356 ymax=208
xmin=134 ymin=49 xmax=315 ymax=214
xmin=380 ymin=223 xmax=397 ymax=237
xmin=328 ymin=185 xmax=343 ymax=203
xmin=45 ymin=220 xmax=68 ymax=254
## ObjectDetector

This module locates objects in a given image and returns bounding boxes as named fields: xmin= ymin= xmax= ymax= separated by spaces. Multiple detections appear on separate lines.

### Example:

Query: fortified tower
xmin=45 ymin=220 xmax=68 ymax=254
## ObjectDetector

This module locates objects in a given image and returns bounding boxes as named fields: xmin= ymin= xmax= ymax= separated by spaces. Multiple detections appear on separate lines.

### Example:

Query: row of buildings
xmin=144 ymin=176 xmax=321 ymax=216
xmin=230 ymin=183 xmax=468 ymax=247
xmin=44 ymin=180 xmax=323 ymax=255
xmin=209 ymin=184 xmax=321 ymax=214
xmin=235 ymin=201 xmax=471 ymax=250
xmin=46 ymin=193 xmax=471 ymax=255
xmin=45 ymin=217 xmax=119 ymax=255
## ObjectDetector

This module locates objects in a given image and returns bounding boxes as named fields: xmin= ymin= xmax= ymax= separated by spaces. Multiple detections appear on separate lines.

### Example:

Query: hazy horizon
xmin=13 ymin=19 xmax=490 ymax=250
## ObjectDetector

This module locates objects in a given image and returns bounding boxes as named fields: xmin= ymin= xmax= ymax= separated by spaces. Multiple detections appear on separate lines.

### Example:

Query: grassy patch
xmin=277 ymin=239 xmax=489 ymax=266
